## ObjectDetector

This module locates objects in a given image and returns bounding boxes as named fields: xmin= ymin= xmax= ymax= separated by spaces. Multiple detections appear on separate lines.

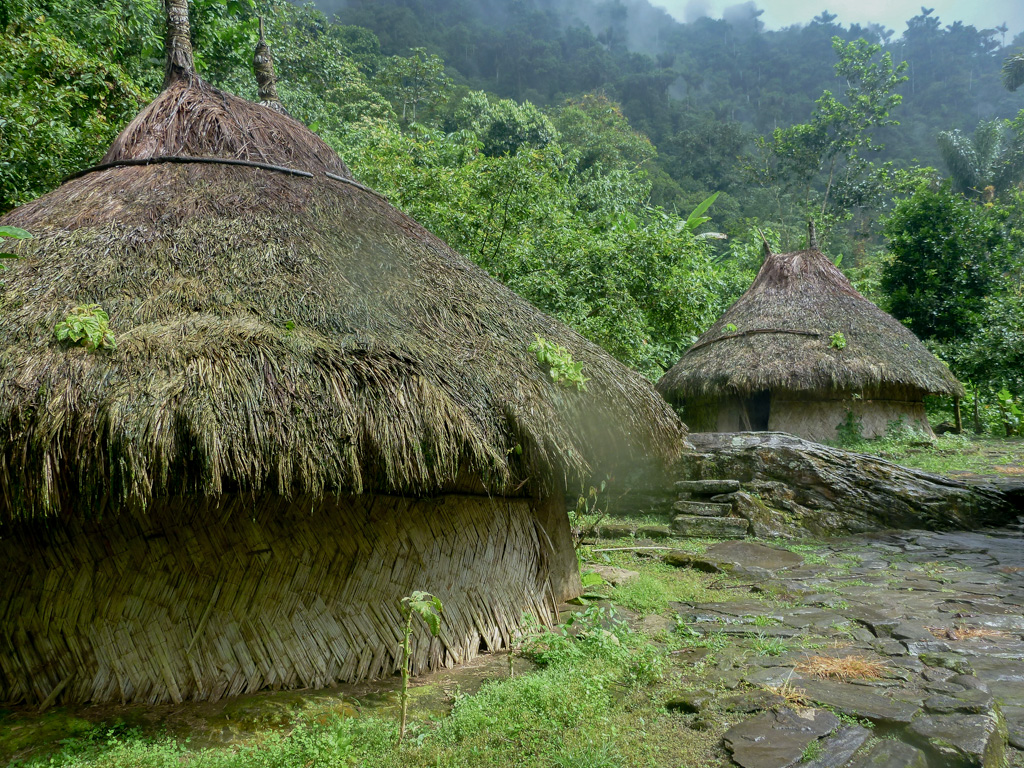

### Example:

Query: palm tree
xmin=937 ymin=119 xmax=1024 ymax=198
xmin=1004 ymin=51 xmax=1024 ymax=92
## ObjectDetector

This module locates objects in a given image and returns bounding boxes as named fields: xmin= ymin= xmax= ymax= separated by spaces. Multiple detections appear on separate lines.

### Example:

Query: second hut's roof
xmin=656 ymin=241 xmax=964 ymax=402
xmin=0 ymin=15 xmax=685 ymax=522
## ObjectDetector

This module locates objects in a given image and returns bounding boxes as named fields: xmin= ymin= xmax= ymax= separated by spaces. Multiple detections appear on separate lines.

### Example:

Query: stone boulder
xmin=679 ymin=432 xmax=1017 ymax=536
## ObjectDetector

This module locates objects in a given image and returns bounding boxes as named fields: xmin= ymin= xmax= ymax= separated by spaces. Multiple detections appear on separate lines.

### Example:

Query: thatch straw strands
xmin=0 ymin=493 xmax=573 ymax=704
xmin=657 ymin=243 xmax=962 ymax=402
xmin=0 ymin=4 xmax=684 ymax=705
xmin=0 ymin=84 xmax=684 ymax=522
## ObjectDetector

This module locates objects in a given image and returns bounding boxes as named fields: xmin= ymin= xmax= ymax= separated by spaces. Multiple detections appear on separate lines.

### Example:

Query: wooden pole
xmin=954 ymin=396 xmax=962 ymax=434
xmin=163 ymin=0 xmax=196 ymax=88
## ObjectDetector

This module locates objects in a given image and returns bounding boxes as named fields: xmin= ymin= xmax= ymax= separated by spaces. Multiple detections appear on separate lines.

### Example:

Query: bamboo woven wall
xmin=0 ymin=493 xmax=578 ymax=706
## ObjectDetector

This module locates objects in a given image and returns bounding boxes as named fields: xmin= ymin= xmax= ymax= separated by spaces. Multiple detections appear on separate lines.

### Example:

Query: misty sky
xmin=661 ymin=0 xmax=1024 ymax=39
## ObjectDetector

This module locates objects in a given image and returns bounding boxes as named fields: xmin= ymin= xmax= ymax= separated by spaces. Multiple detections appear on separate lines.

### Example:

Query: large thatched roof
xmin=657 ymin=239 xmax=963 ymax=403
xmin=0 ymin=9 xmax=685 ymax=522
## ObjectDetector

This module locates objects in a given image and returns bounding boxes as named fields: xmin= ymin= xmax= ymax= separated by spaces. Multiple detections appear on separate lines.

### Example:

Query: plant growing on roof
xmin=54 ymin=304 xmax=116 ymax=351
xmin=529 ymin=334 xmax=588 ymax=391
xmin=829 ymin=331 xmax=846 ymax=349
xmin=398 ymin=591 xmax=443 ymax=741
xmin=0 ymin=226 xmax=31 ymax=260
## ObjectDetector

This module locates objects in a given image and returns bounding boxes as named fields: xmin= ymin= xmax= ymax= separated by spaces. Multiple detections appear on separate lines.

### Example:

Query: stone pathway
xmin=664 ymin=521 xmax=1024 ymax=768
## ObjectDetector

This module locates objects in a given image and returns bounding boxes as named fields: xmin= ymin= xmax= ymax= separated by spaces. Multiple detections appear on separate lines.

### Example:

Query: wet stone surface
xmin=668 ymin=519 xmax=1024 ymax=768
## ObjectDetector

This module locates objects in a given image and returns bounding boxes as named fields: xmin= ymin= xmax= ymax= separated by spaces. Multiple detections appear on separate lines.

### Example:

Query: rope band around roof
xmin=686 ymin=328 xmax=822 ymax=354
xmin=62 ymin=156 xmax=385 ymax=199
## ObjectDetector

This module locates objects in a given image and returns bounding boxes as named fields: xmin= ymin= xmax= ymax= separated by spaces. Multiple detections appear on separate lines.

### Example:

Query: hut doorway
xmin=741 ymin=389 xmax=771 ymax=430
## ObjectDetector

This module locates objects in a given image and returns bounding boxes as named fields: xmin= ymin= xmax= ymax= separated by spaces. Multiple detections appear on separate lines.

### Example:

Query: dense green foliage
xmin=334 ymin=0 xmax=1023 ymax=227
xmin=1 ymin=0 xmax=1022 ymax=416
xmin=882 ymin=184 xmax=1009 ymax=342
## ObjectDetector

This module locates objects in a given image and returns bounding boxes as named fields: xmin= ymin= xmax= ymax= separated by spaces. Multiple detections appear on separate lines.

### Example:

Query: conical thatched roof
xmin=657 ymin=238 xmax=963 ymax=402
xmin=0 ymin=9 xmax=685 ymax=522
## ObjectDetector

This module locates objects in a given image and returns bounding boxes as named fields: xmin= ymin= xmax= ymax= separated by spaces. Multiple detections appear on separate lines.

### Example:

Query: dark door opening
xmin=743 ymin=389 xmax=771 ymax=431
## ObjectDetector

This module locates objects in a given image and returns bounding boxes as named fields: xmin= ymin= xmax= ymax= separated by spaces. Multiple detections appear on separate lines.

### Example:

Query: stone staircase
xmin=591 ymin=477 xmax=753 ymax=540
xmin=672 ymin=479 xmax=751 ymax=538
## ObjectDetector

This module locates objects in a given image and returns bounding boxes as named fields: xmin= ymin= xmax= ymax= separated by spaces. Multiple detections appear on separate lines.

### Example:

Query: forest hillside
xmin=1 ymin=0 xmax=1022 ymax=430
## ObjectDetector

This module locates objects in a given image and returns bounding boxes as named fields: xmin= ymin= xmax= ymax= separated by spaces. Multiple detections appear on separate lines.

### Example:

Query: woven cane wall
xmin=0 ymin=493 xmax=575 ymax=706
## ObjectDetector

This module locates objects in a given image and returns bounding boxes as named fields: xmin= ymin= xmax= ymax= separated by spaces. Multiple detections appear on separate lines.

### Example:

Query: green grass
xmin=8 ymin=576 xmax=743 ymax=768
xmin=838 ymin=431 xmax=1024 ymax=477
xmin=608 ymin=567 xmax=750 ymax=616
xmin=5 ymin=539 xmax=762 ymax=768
xmin=750 ymin=635 xmax=789 ymax=657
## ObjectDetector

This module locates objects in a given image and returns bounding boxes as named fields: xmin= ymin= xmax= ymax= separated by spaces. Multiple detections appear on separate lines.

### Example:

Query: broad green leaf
xmin=682 ymin=192 xmax=720 ymax=232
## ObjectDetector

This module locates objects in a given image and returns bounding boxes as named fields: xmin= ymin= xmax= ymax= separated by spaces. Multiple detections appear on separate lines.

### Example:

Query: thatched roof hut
xmin=656 ymin=228 xmax=962 ymax=443
xmin=0 ymin=2 xmax=685 ymax=706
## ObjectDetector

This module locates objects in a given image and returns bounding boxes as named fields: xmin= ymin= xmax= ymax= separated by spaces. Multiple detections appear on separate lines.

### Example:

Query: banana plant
xmin=397 ymin=591 xmax=443 ymax=741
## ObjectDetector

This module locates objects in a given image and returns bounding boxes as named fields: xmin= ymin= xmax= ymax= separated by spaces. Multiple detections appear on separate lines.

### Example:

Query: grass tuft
xmin=795 ymin=654 xmax=886 ymax=681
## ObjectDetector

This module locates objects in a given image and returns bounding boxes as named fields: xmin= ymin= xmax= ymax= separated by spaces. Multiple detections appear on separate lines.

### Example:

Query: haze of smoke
xmin=682 ymin=0 xmax=712 ymax=24
xmin=722 ymin=1 xmax=764 ymax=35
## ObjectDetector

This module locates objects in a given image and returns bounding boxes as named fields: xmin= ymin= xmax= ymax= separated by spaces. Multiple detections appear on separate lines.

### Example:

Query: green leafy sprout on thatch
xmin=829 ymin=331 xmax=847 ymax=350
xmin=529 ymin=334 xmax=588 ymax=390
xmin=54 ymin=304 xmax=116 ymax=351
xmin=0 ymin=225 xmax=31 ymax=261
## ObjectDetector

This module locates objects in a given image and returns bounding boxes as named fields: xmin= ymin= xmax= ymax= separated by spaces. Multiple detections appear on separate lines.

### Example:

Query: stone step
xmin=675 ymin=479 xmax=741 ymax=496
xmin=673 ymin=500 xmax=733 ymax=517
xmin=672 ymin=515 xmax=750 ymax=538
xmin=593 ymin=523 xmax=673 ymax=540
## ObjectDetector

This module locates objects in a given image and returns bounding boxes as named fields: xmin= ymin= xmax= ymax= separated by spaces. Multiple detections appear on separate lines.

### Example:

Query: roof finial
xmin=254 ymin=17 xmax=288 ymax=114
xmin=164 ymin=0 xmax=196 ymax=88
xmin=757 ymin=228 xmax=772 ymax=261
xmin=808 ymin=220 xmax=818 ymax=251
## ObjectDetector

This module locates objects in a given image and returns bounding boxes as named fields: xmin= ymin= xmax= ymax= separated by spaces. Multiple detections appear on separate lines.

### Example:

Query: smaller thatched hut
xmin=657 ymin=227 xmax=963 ymax=443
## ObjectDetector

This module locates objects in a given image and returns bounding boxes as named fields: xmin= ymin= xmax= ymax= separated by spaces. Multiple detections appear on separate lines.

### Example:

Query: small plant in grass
xmin=834 ymin=409 xmax=864 ymax=446
xmin=751 ymin=633 xmax=789 ymax=656
xmin=528 ymin=334 xmax=588 ymax=390
xmin=751 ymin=614 xmax=782 ymax=627
xmin=508 ymin=611 xmax=546 ymax=679
xmin=570 ymin=479 xmax=607 ymax=549
xmin=765 ymin=675 xmax=809 ymax=706
xmin=801 ymin=738 xmax=825 ymax=762
xmin=54 ymin=304 xmax=116 ymax=351
xmin=398 ymin=591 xmax=443 ymax=742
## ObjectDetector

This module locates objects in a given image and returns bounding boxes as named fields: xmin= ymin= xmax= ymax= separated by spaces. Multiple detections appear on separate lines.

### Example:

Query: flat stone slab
xmin=847 ymin=740 xmax=927 ymax=768
xmin=923 ymin=687 xmax=994 ymax=714
xmin=673 ymin=499 xmax=733 ymax=516
xmin=586 ymin=565 xmax=639 ymax=586
xmin=634 ymin=524 xmax=672 ymax=539
xmin=663 ymin=551 xmax=723 ymax=572
xmin=594 ymin=523 xmax=634 ymax=539
xmin=671 ymin=515 xmax=749 ymax=538
xmin=723 ymin=707 xmax=839 ymax=768
xmin=703 ymin=541 xmax=804 ymax=572
xmin=1003 ymin=705 xmax=1024 ymax=749
xmin=799 ymin=679 xmax=920 ymax=725
xmin=675 ymin=479 xmax=741 ymax=495
xmin=908 ymin=712 xmax=1007 ymax=767
xmin=801 ymin=725 xmax=871 ymax=768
